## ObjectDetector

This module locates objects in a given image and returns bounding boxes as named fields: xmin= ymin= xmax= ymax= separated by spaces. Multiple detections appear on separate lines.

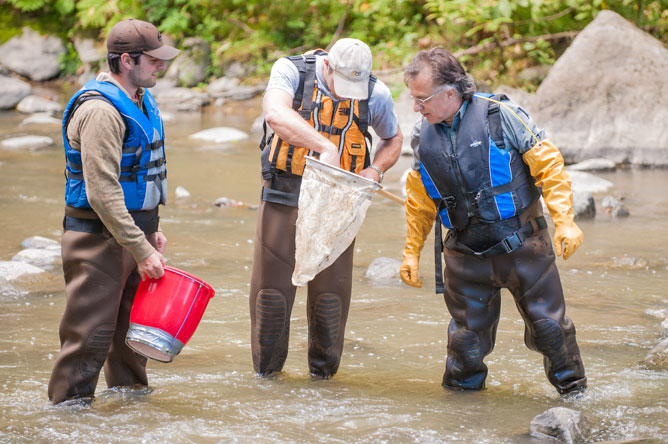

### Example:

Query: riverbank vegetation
xmin=3 ymin=0 xmax=668 ymax=89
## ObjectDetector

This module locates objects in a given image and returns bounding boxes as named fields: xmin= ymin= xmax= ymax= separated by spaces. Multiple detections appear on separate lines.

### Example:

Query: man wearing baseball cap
xmin=251 ymin=38 xmax=403 ymax=378
xmin=48 ymin=18 xmax=179 ymax=405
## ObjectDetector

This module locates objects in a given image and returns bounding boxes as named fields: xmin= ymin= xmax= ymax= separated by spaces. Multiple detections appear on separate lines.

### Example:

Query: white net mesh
xmin=292 ymin=157 xmax=380 ymax=287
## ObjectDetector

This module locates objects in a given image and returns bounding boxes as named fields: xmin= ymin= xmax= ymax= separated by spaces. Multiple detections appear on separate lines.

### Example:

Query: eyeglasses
xmin=409 ymin=85 xmax=453 ymax=106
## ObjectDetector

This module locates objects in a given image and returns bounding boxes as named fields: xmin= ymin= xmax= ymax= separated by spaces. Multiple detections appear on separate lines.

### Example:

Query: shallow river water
xmin=1 ymin=90 xmax=667 ymax=444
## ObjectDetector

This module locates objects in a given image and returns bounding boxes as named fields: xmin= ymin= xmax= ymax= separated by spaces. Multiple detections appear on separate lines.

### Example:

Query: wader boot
xmin=249 ymin=200 xmax=354 ymax=377
xmin=441 ymin=202 xmax=586 ymax=393
xmin=306 ymin=241 xmax=353 ymax=378
xmin=48 ymin=228 xmax=156 ymax=404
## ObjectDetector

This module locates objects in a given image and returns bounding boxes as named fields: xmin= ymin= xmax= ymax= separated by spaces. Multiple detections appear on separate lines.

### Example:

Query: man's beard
xmin=129 ymin=69 xmax=157 ymax=89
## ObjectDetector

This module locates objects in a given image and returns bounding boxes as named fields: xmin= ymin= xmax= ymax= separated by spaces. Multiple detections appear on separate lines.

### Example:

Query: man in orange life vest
xmin=252 ymin=38 xmax=403 ymax=378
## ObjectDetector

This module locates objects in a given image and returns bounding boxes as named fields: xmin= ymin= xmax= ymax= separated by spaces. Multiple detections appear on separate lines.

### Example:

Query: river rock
xmin=0 ymin=27 xmax=65 ymax=81
xmin=21 ymin=235 xmax=60 ymax=249
xmin=0 ymin=75 xmax=32 ymax=109
xmin=73 ymin=37 xmax=105 ymax=65
xmin=568 ymin=158 xmax=616 ymax=172
xmin=16 ymin=95 xmax=63 ymax=114
xmin=216 ymin=84 xmax=267 ymax=101
xmin=152 ymin=87 xmax=210 ymax=111
xmin=569 ymin=170 xmax=613 ymax=194
xmin=641 ymin=337 xmax=668 ymax=371
xmin=165 ymin=37 xmax=211 ymax=87
xmin=213 ymin=197 xmax=254 ymax=208
xmin=601 ymin=196 xmax=630 ymax=218
xmin=364 ymin=257 xmax=402 ymax=285
xmin=573 ymin=190 xmax=595 ymax=220
xmin=251 ymin=114 xmax=267 ymax=135
xmin=529 ymin=407 xmax=591 ymax=444
xmin=175 ymin=186 xmax=191 ymax=199
xmin=189 ymin=127 xmax=249 ymax=144
xmin=20 ymin=112 xmax=61 ymax=126
xmin=12 ymin=248 xmax=61 ymax=270
xmin=208 ymin=76 xmax=240 ymax=96
xmin=532 ymin=11 xmax=668 ymax=166
xmin=0 ymin=260 xmax=47 ymax=288
xmin=1 ymin=135 xmax=54 ymax=151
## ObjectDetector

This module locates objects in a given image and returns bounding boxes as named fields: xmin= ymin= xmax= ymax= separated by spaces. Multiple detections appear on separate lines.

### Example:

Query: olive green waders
xmin=249 ymin=200 xmax=354 ymax=378
xmin=48 ymin=224 xmax=159 ymax=404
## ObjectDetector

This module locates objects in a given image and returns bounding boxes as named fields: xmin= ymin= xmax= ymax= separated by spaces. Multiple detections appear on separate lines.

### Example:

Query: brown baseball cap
xmin=107 ymin=18 xmax=180 ymax=61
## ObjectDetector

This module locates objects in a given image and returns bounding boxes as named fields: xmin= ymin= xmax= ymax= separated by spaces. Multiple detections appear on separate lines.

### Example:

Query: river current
xmin=0 ymin=90 xmax=667 ymax=443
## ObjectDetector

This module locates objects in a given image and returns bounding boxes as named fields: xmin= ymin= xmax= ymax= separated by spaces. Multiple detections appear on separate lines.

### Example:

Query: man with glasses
xmin=400 ymin=47 xmax=586 ymax=395
xmin=252 ymin=38 xmax=402 ymax=378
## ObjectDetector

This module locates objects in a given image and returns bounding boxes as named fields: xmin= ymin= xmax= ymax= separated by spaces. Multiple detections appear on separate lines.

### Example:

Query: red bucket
xmin=126 ymin=266 xmax=215 ymax=362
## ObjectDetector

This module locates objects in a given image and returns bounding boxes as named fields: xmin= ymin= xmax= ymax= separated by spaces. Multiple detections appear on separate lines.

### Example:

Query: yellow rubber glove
xmin=400 ymin=169 xmax=438 ymax=287
xmin=522 ymin=139 xmax=583 ymax=260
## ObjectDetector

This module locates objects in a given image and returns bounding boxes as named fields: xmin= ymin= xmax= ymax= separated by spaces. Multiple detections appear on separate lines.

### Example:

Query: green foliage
xmin=59 ymin=41 xmax=82 ymax=75
xmin=2 ymin=0 xmax=667 ymax=88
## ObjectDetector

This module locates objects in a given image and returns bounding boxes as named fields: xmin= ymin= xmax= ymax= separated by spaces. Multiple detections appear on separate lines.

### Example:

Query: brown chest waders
xmin=48 ymin=212 xmax=158 ymax=404
xmin=440 ymin=201 xmax=586 ymax=394
xmin=249 ymin=200 xmax=353 ymax=378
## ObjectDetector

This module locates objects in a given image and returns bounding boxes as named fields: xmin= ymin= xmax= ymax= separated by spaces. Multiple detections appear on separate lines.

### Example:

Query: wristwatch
xmin=369 ymin=164 xmax=384 ymax=183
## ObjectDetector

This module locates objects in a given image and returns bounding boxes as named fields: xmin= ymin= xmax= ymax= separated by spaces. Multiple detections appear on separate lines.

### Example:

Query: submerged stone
xmin=529 ymin=407 xmax=591 ymax=444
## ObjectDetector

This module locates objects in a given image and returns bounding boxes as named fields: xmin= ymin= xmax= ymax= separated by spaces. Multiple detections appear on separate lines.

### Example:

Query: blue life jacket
xmin=62 ymin=79 xmax=167 ymax=211
xmin=418 ymin=93 xmax=540 ymax=231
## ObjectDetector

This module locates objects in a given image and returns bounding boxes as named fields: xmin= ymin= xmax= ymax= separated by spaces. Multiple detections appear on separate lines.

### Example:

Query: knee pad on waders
xmin=443 ymin=329 xmax=487 ymax=390
xmin=531 ymin=319 xmax=586 ymax=393
xmin=254 ymin=289 xmax=288 ymax=375
xmin=308 ymin=293 xmax=343 ymax=378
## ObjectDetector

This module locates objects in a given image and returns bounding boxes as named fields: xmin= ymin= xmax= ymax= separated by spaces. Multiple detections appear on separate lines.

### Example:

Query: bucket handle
xmin=168 ymin=283 xmax=204 ymax=350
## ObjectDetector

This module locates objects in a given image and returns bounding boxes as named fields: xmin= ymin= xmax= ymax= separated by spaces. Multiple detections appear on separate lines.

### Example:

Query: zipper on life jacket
xmin=448 ymin=129 xmax=475 ymax=219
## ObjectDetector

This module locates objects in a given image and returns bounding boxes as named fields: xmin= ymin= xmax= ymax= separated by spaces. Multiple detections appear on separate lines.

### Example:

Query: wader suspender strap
xmin=434 ymin=219 xmax=445 ymax=294
xmin=355 ymin=75 xmax=376 ymax=170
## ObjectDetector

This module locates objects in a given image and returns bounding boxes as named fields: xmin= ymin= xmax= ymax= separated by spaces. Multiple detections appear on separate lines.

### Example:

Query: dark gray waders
xmin=441 ymin=201 xmax=586 ymax=394
xmin=49 ymin=220 xmax=159 ymax=404
xmin=249 ymin=200 xmax=353 ymax=378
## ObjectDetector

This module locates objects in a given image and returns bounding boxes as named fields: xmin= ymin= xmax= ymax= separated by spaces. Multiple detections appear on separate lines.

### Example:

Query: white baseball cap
xmin=327 ymin=38 xmax=372 ymax=100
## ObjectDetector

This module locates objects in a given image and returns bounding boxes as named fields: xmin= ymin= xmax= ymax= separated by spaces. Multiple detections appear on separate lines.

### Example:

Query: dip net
xmin=292 ymin=156 xmax=380 ymax=287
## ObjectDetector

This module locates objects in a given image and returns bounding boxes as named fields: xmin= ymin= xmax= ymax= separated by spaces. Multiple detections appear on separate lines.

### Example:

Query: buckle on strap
xmin=501 ymin=231 xmax=523 ymax=253
xmin=443 ymin=196 xmax=456 ymax=209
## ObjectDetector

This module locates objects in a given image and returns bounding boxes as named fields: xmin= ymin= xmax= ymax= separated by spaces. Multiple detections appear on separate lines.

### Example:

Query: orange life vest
xmin=260 ymin=51 xmax=376 ymax=178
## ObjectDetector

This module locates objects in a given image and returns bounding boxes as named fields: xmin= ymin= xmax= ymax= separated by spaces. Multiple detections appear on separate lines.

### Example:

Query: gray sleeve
xmin=498 ymin=99 xmax=546 ymax=154
xmin=265 ymin=57 xmax=300 ymax=97
xmin=367 ymin=79 xmax=399 ymax=140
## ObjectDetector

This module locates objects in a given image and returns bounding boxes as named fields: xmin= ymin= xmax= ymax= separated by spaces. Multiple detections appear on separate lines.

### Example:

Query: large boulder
xmin=533 ymin=11 xmax=668 ymax=166
xmin=0 ymin=27 xmax=65 ymax=81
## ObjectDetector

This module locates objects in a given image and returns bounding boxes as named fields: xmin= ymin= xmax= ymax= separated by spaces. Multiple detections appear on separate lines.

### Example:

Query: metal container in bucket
xmin=126 ymin=266 xmax=215 ymax=362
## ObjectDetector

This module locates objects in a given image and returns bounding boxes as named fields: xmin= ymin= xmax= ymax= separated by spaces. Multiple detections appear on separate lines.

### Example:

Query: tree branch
xmin=453 ymin=30 xmax=579 ymax=57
